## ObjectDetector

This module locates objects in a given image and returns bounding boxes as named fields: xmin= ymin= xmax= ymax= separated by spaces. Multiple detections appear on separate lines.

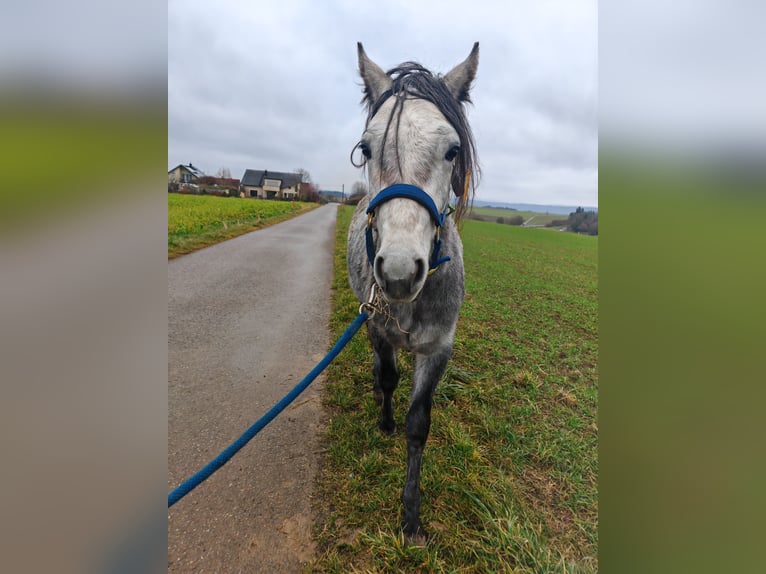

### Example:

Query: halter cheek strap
xmin=365 ymin=184 xmax=452 ymax=273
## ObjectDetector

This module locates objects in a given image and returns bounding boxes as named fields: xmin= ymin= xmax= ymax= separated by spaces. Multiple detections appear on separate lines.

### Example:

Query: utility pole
xmin=342 ymin=183 xmax=345 ymax=202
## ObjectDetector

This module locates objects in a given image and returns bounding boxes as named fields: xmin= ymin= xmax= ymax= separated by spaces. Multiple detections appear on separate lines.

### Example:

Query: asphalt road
xmin=168 ymin=204 xmax=338 ymax=573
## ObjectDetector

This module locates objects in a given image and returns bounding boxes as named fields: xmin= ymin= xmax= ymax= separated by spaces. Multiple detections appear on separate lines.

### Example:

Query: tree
xmin=346 ymin=181 xmax=368 ymax=205
xmin=565 ymin=207 xmax=598 ymax=235
xmin=294 ymin=168 xmax=312 ymax=183
xmin=300 ymin=181 xmax=321 ymax=203
xmin=351 ymin=181 xmax=368 ymax=196
xmin=546 ymin=207 xmax=598 ymax=235
xmin=351 ymin=181 xmax=367 ymax=195
xmin=216 ymin=167 xmax=231 ymax=179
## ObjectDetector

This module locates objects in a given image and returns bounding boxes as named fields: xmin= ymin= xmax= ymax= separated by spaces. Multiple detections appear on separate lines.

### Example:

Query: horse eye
xmin=445 ymin=145 xmax=460 ymax=162
xmin=360 ymin=142 xmax=371 ymax=159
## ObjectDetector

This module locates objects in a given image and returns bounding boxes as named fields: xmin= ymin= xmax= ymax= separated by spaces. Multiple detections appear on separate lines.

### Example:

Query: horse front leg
xmin=402 ymin=347 xmax=450 ymax=544
xmin=369 ymin=326 xmax=398 ymax=435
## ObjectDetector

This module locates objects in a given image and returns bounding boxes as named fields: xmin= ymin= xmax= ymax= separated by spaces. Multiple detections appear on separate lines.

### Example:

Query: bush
xmin=494 ymin=215 xmax=523 ymax=225
xmin=546 ymin=208 xmax=598 ymax=235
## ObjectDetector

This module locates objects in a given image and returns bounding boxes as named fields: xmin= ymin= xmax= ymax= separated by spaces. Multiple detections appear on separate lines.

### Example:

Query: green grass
xmin=599 ymin=159 xmax=766 ymax=573
xmin=167 ymin=194 xmax=317 ymax=258
xmin=309 ymin=208 xmax=598 ymax=572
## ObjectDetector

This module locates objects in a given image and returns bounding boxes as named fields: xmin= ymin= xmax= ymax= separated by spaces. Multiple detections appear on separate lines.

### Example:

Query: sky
xmin=168 ymin=0 xmax=598 ymax=207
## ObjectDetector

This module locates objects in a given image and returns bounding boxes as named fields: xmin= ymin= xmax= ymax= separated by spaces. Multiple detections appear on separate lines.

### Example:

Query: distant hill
xmin=318 ymin=190 xmax=345 ymax=201
xmin=472 ymin=199 xmax=598 ymax=215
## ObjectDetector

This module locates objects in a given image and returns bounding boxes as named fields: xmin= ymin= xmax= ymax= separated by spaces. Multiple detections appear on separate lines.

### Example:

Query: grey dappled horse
xmin=347 ymin=43 xmax=479 ymax=543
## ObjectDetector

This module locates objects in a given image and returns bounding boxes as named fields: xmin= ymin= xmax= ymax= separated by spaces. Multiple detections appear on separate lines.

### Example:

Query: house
xmin=240 ymin=169 xmax=303 ymax=200
xmin=168 ymin=163 xmax=205 ymax=185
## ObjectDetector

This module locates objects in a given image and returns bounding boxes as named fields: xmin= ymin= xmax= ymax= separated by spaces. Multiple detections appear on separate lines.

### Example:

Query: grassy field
xmin=167 ymin=194 xmax=317 ymax=258
xmin=309 ymin=206 xmax=598 ymax=573
xmin=470 ymin=206 xmax=564 ymax=227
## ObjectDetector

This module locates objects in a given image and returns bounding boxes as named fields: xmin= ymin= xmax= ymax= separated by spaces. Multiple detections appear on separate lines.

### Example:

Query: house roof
xmin=169 ymin=163 xmax=205 ymax=178
xmin=241 ymin=169 xmax=302 ymax=189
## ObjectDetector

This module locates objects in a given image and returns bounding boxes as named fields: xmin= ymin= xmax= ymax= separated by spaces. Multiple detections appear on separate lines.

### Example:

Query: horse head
xmin=356 ymin=43 xmax=479 ymax=303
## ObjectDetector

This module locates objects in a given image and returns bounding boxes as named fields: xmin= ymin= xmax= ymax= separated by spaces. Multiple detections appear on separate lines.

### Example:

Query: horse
xmin=346 ymin=42 xmax=480 ymax=544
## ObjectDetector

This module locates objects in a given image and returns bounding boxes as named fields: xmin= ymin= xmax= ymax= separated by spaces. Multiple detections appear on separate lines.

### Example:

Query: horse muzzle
xmin=374 ymin=251 xmax=427 ymax=302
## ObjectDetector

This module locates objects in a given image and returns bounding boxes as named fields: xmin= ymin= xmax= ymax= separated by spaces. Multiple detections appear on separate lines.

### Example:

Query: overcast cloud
xmin=168 ymin=0 xmax=598 ymax=207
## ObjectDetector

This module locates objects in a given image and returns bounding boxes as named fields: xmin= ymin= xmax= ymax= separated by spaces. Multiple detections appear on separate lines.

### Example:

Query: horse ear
xmin=443 ymin=42 xmax=479 ymax=102
xmin=358 ymin=43 xmax=392 ymax=104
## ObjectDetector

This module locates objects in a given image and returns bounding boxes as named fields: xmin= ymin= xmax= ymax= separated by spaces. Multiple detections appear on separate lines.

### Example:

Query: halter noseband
xmin=365 ymin=183 xmax=451 ymax=274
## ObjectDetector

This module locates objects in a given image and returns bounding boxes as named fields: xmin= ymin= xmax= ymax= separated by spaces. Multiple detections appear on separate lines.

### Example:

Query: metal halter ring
xmin=359 ymin=283 xmax=378 ymax=318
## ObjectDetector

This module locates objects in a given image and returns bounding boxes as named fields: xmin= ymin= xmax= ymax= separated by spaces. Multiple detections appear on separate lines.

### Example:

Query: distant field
xmin=471 ymin=206 xmax=565 ymax=227
xmin=311 ymin=207 xmax=598 ymax=572
xmin=168 ymin=194 xmax=316 ymax=258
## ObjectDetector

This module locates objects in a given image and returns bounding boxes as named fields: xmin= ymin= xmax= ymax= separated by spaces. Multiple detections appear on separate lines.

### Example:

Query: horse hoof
xmin=377 ymin=420 xmax=396 ymax=435
xmin=403 ymin=526 xmax=428 ymax=546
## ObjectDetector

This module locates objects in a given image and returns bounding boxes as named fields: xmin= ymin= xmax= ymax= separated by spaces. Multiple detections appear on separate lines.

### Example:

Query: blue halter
xmin=365 ymin=183 xmax=452 ymax=273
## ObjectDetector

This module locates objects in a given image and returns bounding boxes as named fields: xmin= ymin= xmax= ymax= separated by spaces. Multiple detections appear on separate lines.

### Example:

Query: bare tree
xmin=300 ymin=181 xmax=321 ymax=203
xmin=216 ymin=166 xmax=231 ymax=179
xmin=294 ymin=168 xmax=312 ymax=183
xmin=351 ymin=181 xmax=368 ymax=196
xmin=344 ymin=181 xmax=368 ymax=205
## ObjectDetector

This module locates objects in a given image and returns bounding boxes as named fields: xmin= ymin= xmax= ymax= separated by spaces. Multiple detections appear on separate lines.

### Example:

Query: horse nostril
xmin=414 ymin=258 xmax=426 ymax=284
xmin=375 ymin=256 xmax=385 ymax=283
xmin=374 ymin=254 xmax=425 ymax=300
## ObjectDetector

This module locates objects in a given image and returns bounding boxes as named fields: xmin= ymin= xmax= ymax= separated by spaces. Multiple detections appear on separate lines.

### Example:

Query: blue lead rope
xmin=168 ymin=311 xmax=370 ymax=508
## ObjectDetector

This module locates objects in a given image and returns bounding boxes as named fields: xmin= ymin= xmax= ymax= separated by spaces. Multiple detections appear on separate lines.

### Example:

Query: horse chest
xmin=380 ymin=320 xmax=412 ymax=349
xmin=372 ymin=310 xmax=445 ymax=355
